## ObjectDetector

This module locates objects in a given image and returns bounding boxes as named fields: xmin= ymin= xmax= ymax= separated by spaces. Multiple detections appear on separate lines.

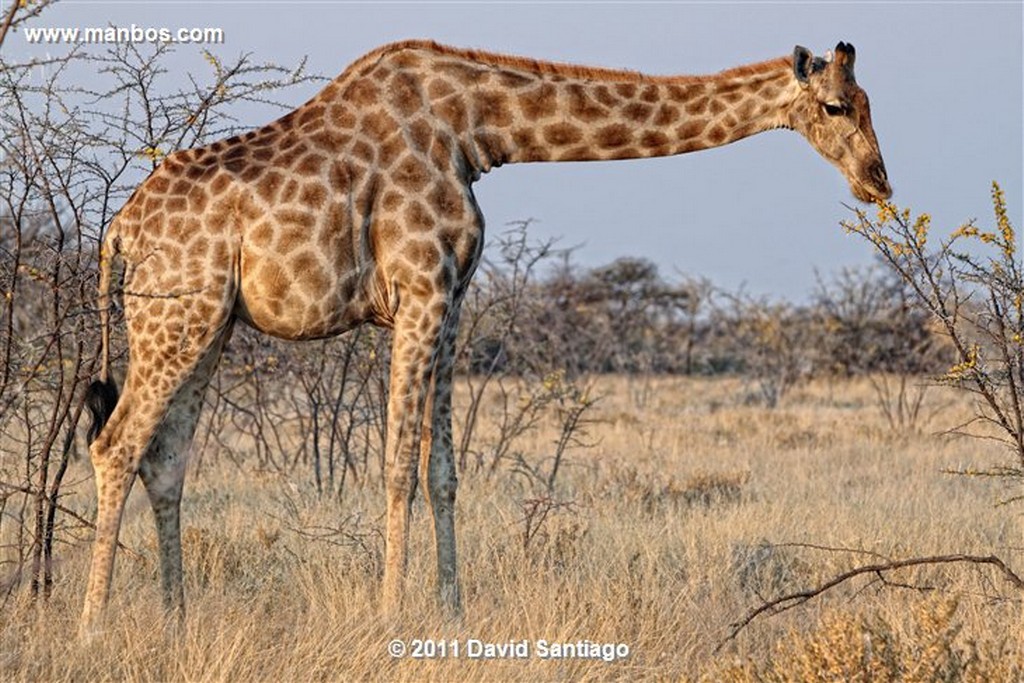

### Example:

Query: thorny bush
xmin=844 ymin=183 xmax=1024 ymax=500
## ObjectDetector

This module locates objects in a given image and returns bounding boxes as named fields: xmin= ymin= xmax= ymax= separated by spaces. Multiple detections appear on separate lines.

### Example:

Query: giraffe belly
xmin=235 ymin=248 xmax=376 ymax=341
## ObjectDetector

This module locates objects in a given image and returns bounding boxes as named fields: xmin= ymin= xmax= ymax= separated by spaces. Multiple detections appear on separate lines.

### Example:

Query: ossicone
xmin=834 ymin=41 xmax=856 ymax=74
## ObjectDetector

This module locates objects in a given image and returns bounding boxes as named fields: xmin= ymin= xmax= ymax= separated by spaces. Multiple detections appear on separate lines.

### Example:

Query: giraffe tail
xmin=85 ymin=230 xmax=121 ymax=444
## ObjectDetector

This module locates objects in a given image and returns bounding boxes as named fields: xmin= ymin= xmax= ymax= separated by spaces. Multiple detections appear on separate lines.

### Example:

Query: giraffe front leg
xmin=419 ymin=308 xmax=462 ymax=616
xmin=381 ymin=295 xmax=448 ymax=614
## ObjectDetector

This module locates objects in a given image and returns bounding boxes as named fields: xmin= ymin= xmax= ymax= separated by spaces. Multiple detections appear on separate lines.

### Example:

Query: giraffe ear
xmin=793 ymin=46 xmax=814 ymax=84
xmin=834 ymin=42 xmax=856 ymax=74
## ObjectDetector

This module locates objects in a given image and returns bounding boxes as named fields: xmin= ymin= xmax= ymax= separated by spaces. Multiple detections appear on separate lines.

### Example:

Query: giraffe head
xmin=789 ymin=42 xmax=891 ymax=203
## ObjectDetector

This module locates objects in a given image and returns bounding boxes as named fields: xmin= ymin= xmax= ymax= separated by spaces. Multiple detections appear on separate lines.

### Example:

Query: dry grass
xmin=2 ymin=375 xmax=1022 ymax=681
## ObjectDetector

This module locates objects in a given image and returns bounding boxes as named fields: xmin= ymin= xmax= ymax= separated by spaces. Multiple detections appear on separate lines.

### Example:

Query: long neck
xmin=378 ymin=43 xmax=801 ymax=174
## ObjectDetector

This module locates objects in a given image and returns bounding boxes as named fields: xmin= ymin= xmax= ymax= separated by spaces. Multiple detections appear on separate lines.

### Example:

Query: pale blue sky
xmin=9 ymin=1 xmax=1023 ymax=299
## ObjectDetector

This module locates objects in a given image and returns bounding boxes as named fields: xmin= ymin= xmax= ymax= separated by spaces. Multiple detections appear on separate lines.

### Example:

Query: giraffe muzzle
xmin=851 ymin=160 xmax=891 ymax=202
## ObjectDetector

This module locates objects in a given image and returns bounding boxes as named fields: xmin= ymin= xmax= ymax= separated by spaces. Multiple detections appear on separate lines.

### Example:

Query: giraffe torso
xmin=112 ymin=44 xmax=494 ymax=342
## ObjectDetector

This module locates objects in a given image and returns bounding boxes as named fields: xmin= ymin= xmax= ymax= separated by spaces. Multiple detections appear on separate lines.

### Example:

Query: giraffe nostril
xmin=866 ymin=161 xmax=888 ymax=188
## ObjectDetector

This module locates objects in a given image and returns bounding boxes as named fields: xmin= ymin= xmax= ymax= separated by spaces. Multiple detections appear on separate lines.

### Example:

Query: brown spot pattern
xmin=428 ymin=181 xmax=464 ymax=220
xmin=543 ymin=122 xmax=583 ymax=146
xmin=381 ymin=190 xmax=404 ymax=211
xmin=640 ymin=131 xmax=670 ymax=148
xmin=297 ymin=104 xmax=325 ymax=128
xmin=594 ymin=85 xmax=618 ymax=108
xmin=686 ymin=97 xmax=709 ymax=115
xmin=404 ymin=200 xmax=435 ymax=232
xmin=623 ymin=102 xmax=653 ymax=123
xmin=595 ymin=123 xmax=632 ymax=149
xmin=348 ymin=79 xmax=380 ymax=108
xmin=614 ymin=83 xmax=637 ymax=98
xmin=390 ymin=71 xmax=424 ymax=117
xmin=498 ymin=70 xmax=533 ymax=88
xmin=427 ymin=78 xmax=456 ymax=99
xmin=518 ymin=83 xmax=557 ymax=121
xmin=437 ymin=98 xmax=468 ymax=131
xmin=393 ymin=156 xmax=430 ymax=191
xmin=299 ymin=183 xmax=327 ymax=208
xmin=149 ymin=176 xmax=170 ymax=193
xmin=328 ymin=105 xmax=357 ymax=130
xmin=296 ymin=154 xmax=326 ymax=176
xmin=257 ymin=171 xmax=283 ymax=203
xmin=474 ymin=90 xmax=512 ymax=127
xmin=654 ymin=104 xmax=680 ymax=126
xmin=408 ymin=119 xmax=432 ymax=153
xmin=567 ymin=84 xmax=607 ymax=122
xmin=363 ymin=111 xmax=398 ymax=140
xmin=676 ymin=120 xmax=706 ymax=140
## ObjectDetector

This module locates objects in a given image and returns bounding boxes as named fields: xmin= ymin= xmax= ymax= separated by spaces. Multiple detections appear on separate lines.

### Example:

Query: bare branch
xmin=719 ymin=553 xmax=1024 ymax=650
xmin=0 ymin=0 xmax=18 ymax=51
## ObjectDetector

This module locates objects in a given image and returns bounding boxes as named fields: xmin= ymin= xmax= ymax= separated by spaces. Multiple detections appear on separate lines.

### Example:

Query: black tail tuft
xmin=85 ymin=379 xmax=119 ymax=444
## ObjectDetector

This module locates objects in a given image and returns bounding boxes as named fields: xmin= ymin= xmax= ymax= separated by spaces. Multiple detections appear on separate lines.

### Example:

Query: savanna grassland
xmin=1 ymin=374 xmax=1021 ymax=682
xmin=2 ymin=5 xmax=1021 ymax=678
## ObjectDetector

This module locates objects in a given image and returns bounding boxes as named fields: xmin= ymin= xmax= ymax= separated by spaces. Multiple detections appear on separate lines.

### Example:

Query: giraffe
xmin=80 ymin=39 xmax=890 ymax=635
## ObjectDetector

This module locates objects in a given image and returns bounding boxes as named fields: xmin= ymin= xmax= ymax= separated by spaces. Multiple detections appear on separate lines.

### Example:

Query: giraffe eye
xmin=823 ymin=102 xmax=847 ymax=116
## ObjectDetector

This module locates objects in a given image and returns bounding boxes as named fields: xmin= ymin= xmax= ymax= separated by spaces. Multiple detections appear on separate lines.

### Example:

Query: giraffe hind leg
xmin=138 ymin=321 xmax=234 ymax=625
xmin=80 ymin=270 xmax=237 ymax=638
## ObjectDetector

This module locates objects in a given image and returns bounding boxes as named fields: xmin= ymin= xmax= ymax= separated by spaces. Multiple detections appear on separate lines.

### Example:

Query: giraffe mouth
xmin=850 ymin=177 xmax=892 ymax=203
xmin=849 ymin=158 xmax=892 ymax=203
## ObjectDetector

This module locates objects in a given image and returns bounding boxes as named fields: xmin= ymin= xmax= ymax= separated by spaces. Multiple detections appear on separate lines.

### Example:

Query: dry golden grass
xmin=2 ymin=375 xmax=1022 ymax=681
